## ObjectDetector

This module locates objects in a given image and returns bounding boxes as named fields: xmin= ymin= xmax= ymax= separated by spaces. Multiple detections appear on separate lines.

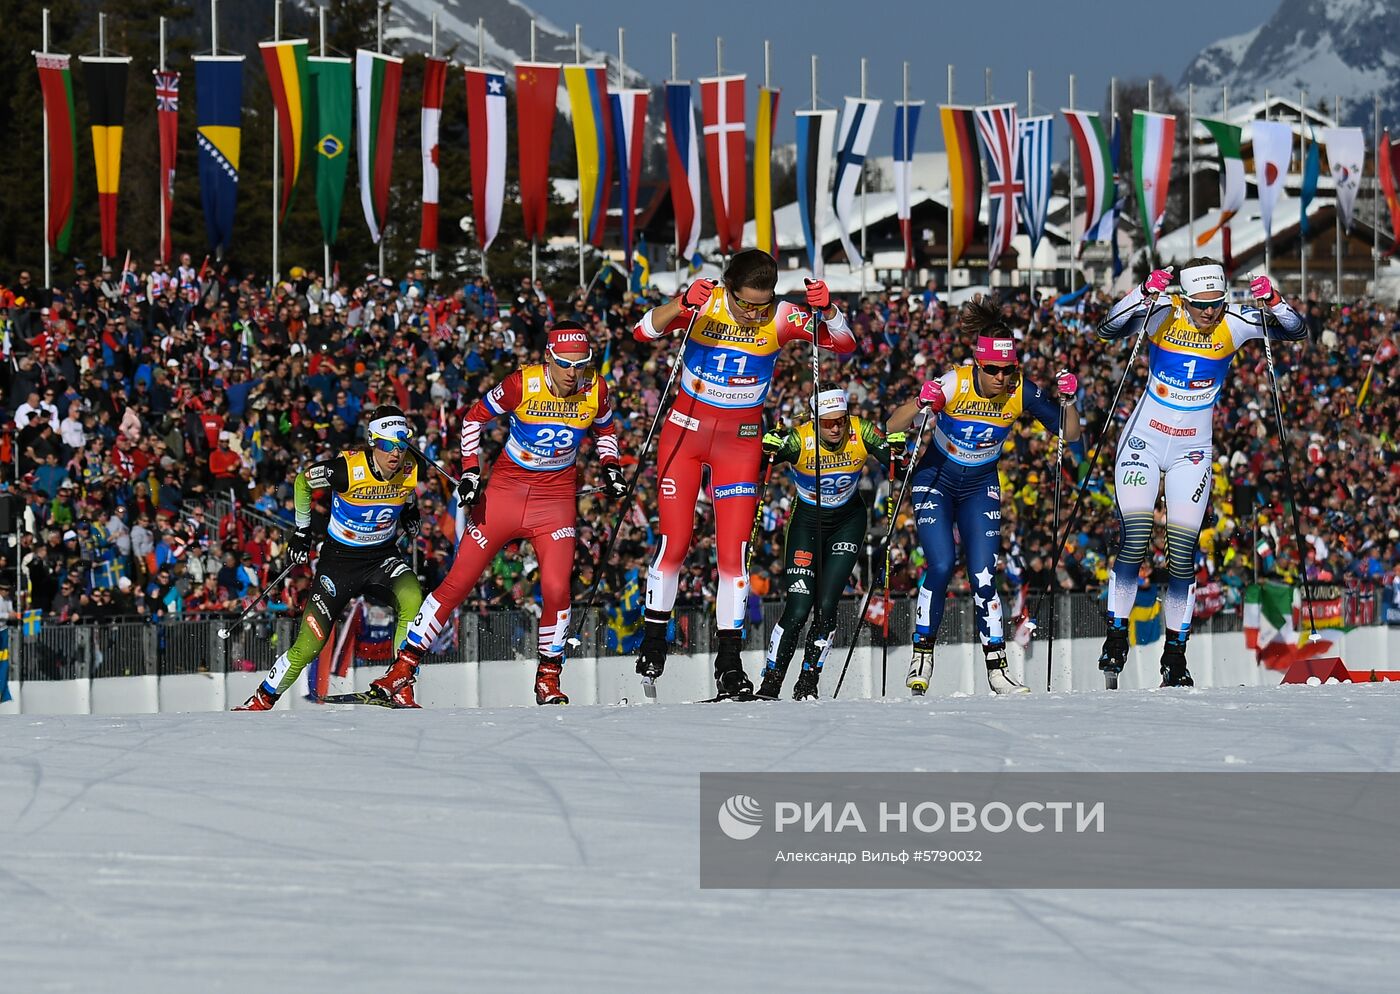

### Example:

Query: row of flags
xmin=31 ymin=31 xmax=1394 ymax=279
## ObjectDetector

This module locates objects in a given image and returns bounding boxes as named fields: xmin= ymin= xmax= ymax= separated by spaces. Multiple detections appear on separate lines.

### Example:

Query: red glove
xmin=918 ymin=380 xmax=946 ymax=413
xmin=804 ymin=278 xmax=830 ymax=311
xmin=680 ymin=279 xmax=716 ymax=312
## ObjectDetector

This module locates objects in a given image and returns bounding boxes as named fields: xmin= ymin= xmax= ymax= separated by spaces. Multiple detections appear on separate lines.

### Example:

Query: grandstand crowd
xmin=1 ymin=255 xmax=1396 ymax=634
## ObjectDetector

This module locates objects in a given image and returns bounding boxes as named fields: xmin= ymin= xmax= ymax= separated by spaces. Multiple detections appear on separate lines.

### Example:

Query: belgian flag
xmin=81 ymin=57 xmax=131 ymax=260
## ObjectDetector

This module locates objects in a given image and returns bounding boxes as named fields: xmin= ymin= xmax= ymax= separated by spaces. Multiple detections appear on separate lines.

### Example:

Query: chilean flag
xmin=610 ymin=88 xmax=649 ymax=272
xmin=465 ymin=67 xmax=507 ymax=252
xmin=665 ymin=81 xmax=702 ymax=261
xmin=418 ymin=56 xmax=448 ymax=252
xmin=700 ymin=74 xmax=747 ymax=254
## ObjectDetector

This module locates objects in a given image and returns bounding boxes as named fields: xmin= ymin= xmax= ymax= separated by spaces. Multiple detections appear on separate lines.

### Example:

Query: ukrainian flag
xmin=564 ymin=64 xmax=612 ymax=246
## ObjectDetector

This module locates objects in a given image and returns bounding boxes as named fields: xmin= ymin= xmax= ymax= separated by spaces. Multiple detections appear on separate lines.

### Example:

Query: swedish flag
xmin=0 ymin=627 xmax=12 ymax=702
xmin=22 ymin=610 xmax=41 ymax=638
xmin=630 ymin=235 xmax=651 ymax=293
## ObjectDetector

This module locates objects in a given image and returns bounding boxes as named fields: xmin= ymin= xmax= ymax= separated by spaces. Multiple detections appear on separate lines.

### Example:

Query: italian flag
xmin=355 ymin=49 xmax=403 ymax=245
xmin=1062 ymin=110 xmax=1114 ymax=243
xmin=1243 ymin=582 xmax=1295 ymax=651
xmin=1132 ymin=110 xmax=1176 ymax=252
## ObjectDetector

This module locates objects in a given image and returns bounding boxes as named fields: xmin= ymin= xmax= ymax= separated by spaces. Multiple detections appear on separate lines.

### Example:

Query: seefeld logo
xmin=718 ymin=794 xmax=764 ymax=840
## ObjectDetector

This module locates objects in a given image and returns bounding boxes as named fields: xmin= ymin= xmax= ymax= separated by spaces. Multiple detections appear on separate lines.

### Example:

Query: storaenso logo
xmin=718 ymin=795 xmax=764 ymax=840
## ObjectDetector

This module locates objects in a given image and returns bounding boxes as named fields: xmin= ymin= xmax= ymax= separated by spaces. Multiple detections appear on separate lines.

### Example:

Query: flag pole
xmin=1265 ymin=89 xmax=1271 ymax=278
xmin=1026 ymin=68 xmax=1034 ymax=302
xmin=1374 ymin=93 xmax=1380 ymax=292
xmin=478 ymin=16 xmax=488 ymax=283
xmin=576 ymin=23 xmax=585 ymax=290
xmin=530 ymin=20 xmax=538 ymax=286
xmin=160 ymin=16 xmax=167 ymax=266
xmin=1188 ymin=82 xmax=1195 ymax=254
xmin=376 ymin=2 xmax=385 ymax=281
xmin=619 ymin=26 xmax=627 ymax=274
xmin=1067 ymin=72 xmax=1076 ymax=295
xmin=946 ymin=63 xmax=953 ymax=291
xmin=902 ymin=59 xmax=910 ymax=293
xmin=1300 ymin=89 xmax=1307 ymax=302
xmin=319 ymin=7 xmax=330 ymax=282
xmin=860 ymin=56 xmax=868 ymax=298
xmin=672 ymin=31 xmax=681 ymax=290
xmin=428 ymin=10 xmax=438 ymax=282
xmin=99 ymin=10 xmax=108 ymax=268
xmin=272 ymin=0 xmax=281 ymax=285
xmin=41 ymin=7 xmax=51 ymax=288
xmin=1336 ymin=94 xmax=1343 ymax=305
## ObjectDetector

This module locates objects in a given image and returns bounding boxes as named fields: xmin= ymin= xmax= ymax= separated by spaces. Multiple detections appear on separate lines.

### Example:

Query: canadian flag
xmin=419 ymin=56 xmax=449 ymax=252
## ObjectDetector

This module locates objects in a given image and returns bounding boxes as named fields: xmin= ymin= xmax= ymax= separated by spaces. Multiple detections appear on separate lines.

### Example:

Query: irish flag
xmin=1132 ymin=110 xmax=1175 ymax=252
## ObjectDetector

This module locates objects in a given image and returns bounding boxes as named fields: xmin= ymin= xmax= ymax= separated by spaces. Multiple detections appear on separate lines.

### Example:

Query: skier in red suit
xmin=631 ymin=249 xmax=856 ymax=696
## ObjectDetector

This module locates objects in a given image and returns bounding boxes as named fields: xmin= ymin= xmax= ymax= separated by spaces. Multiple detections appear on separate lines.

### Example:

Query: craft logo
xmin=1193 ymin=472 xmax=1209 ymax=503
xmin=718 ymin=795 xmax=764 ymax=840
xmin=713 ymin=483 xmax=758 ymax=500
xmin=794 ymin=550 xmax=814 ymax=567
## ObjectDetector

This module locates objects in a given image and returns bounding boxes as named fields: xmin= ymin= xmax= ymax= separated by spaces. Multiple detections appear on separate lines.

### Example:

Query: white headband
xmin=368 ymin=415 xmax=409 ymax=441
xmin=815 ymin=389 xmax=848 ymax=417
xmin=1179 ymin=264 xmax=1227 ymax=298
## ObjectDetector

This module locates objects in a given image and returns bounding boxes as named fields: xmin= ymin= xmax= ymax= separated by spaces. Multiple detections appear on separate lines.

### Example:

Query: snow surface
xmin=4 ymin=684 xmax=1400 ymax=992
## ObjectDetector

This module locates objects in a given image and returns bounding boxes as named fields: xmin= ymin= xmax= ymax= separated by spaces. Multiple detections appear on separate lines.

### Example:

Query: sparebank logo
xmin=718 ymin=794 xmax=764 ymax=840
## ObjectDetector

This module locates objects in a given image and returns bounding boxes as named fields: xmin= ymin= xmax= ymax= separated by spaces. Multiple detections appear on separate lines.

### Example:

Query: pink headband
xmin=974 ymin=336 xmax=1018 ymax=364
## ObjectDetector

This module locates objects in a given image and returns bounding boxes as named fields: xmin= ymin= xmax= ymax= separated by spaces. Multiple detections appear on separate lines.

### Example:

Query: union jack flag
xmin=974 ymin=103 xmax=1022 ymax=268
xmin=154 ymin=71 xmax=179 ymax=111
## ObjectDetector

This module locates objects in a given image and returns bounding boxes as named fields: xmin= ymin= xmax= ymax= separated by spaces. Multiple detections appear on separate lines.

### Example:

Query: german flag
xmin=81 ymin=57 xmax=131 ymax=260
xmin=939 ymin=105 xmax=982 ymax=268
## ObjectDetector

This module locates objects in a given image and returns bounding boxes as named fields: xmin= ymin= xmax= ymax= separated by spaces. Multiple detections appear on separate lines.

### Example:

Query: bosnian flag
xmin=892 ymin=101 xmax=923 ymax=270
xmin=831 ymin=96 xmax=882 ymax=267
xmin=610 ymin=88 xmax=649 ymax=272
xmin=465 ymin=67 xmax=507 ymax=252
xmin=974 ymin=103 xmax=1022 ymax=268
xmin=700 ymin=74 xmax=746 ymax=254
xmin=419 ymin=56 xmax=448 ymax=252
xmin=664 ymin=82 xmax=702 ymax=261
xmin=1017 ymin=115 xmax=1053 ymax=256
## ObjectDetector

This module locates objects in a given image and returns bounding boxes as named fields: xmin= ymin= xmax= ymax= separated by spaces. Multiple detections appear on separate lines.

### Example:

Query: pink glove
xmin=1142 ymin=268 xmax=1173 ymax=296
xmin=804 ymin=278 xmax=831 ymax=311
xmin=1249 ymin=274 xmax=1277 ymax=302
xmin=1055 ymin=370 xmax=1078 ymax=398
xmin=918 ymin=380 xmax=946 ymax=413
xmin=680 ymin=279 xmax=716 ymax=312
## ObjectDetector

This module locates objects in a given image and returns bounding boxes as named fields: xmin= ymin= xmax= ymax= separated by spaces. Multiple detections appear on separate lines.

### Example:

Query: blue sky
xmin=522 ymin=0 xmax=1281 ymax=151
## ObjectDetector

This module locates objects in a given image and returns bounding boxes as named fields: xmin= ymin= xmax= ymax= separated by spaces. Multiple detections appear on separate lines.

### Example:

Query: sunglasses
xmin=1185 ymin=297 xmax=1227 ymax=312
xmin=371 ymin=437 xmax=409 ymax=453
xmin=727 ymin=289 xmax=774 ymax=314
xmin=549 ymin=351 xmax=594 ymax=370
xmin=981 ymin=364 xmax=1018 ymax=377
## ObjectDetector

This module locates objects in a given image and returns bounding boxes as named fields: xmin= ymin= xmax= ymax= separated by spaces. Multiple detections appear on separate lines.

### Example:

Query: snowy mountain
xmin=383 ymin=0 xmax=647 ymax=87
xmin=1180 ymin=0 xmax=1400 ymax=127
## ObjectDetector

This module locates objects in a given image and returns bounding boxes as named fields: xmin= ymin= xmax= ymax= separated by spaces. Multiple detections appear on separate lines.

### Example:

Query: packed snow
xmin=4 ymin=683 xmax=1400 ymax=992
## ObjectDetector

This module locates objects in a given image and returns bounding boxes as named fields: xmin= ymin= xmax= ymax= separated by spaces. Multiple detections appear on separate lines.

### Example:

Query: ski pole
xmin=1046 ymin=397 xmax=1067 ymax=691
xmin=833 ymin=421 xmax=928 ymax=699
xmin=881 ymin=449 xmax=896 ymax=699
xmin=744 ymin=453 xmax=776 ymax=579
xmin=1027 ymin=291 xmax=1162 ymax=634
xmin=564 ymin=307 xmax=702 ymax=653
xmin=806 ymin=285 xmax=825 ymax=657
xmin=1251 ymin=276 xmax=1322 ymax=642
xmin=217 ymin=559 xmax=299 ymax=640
xmin=407 ymin=441 xmax=460 ymax=488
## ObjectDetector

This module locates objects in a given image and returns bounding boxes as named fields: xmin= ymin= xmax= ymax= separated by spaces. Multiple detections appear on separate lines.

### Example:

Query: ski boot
xmin=1099 ymin=621 xmax=1130 ymax=690
xmin=233 ymin=684 xmax=279 ymax=711
xmin=534 ymin=655 xmax=569 ymax=705
xmin=984 ymin=643 xmax=1029 ymax=695
xmin=1159 ymin=631 xmax=1194 ymax=687
xmin=713 ymin=630 xmax=754 ymax=699
xmin=635 ymin=618 xmax=670 ymax=683
xmin=906 ymin=635 xmax=935 ymax=696
xmin=370 ymin=646 xmax=423 ymax=708
xmin=756 ymin=665 xmax=785 ymax=700
xmin=792 ymin=667 xmax=821 ymax=701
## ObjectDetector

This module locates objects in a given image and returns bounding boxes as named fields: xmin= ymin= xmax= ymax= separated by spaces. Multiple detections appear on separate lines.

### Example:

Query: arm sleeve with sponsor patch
xmin=1227 ymin=298 xmax=1308 ymax=346
xmin=859 ymin=417 xmax=891 ymax=462
xmin=461 ymin=371 xmax=523 ymax=471
xmin=634 ymin=305 xmax=693 ymax=341
xmin=294 ymin=455 xmax=350 ymax=528
xmin=1098 ymin=284 xmax=1170 ymax=342
xmin=589 ymin=376 xmax=621 ymax=465
xmin=774 ymin=301 xmax=858 ymax=354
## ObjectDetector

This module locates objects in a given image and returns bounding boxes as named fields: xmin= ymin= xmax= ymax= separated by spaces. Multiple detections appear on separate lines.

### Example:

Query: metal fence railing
xmin=2 ymin=587 xmax=1389 ymax=686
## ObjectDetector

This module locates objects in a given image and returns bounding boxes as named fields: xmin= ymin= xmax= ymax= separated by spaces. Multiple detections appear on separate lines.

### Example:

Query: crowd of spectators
xmin=1 ymin=253 xmax=1396 ymax=646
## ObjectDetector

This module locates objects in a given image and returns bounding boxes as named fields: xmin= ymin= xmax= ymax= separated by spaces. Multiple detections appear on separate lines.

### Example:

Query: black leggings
xmin=763 ymin=499 xmax=867 ymax=678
